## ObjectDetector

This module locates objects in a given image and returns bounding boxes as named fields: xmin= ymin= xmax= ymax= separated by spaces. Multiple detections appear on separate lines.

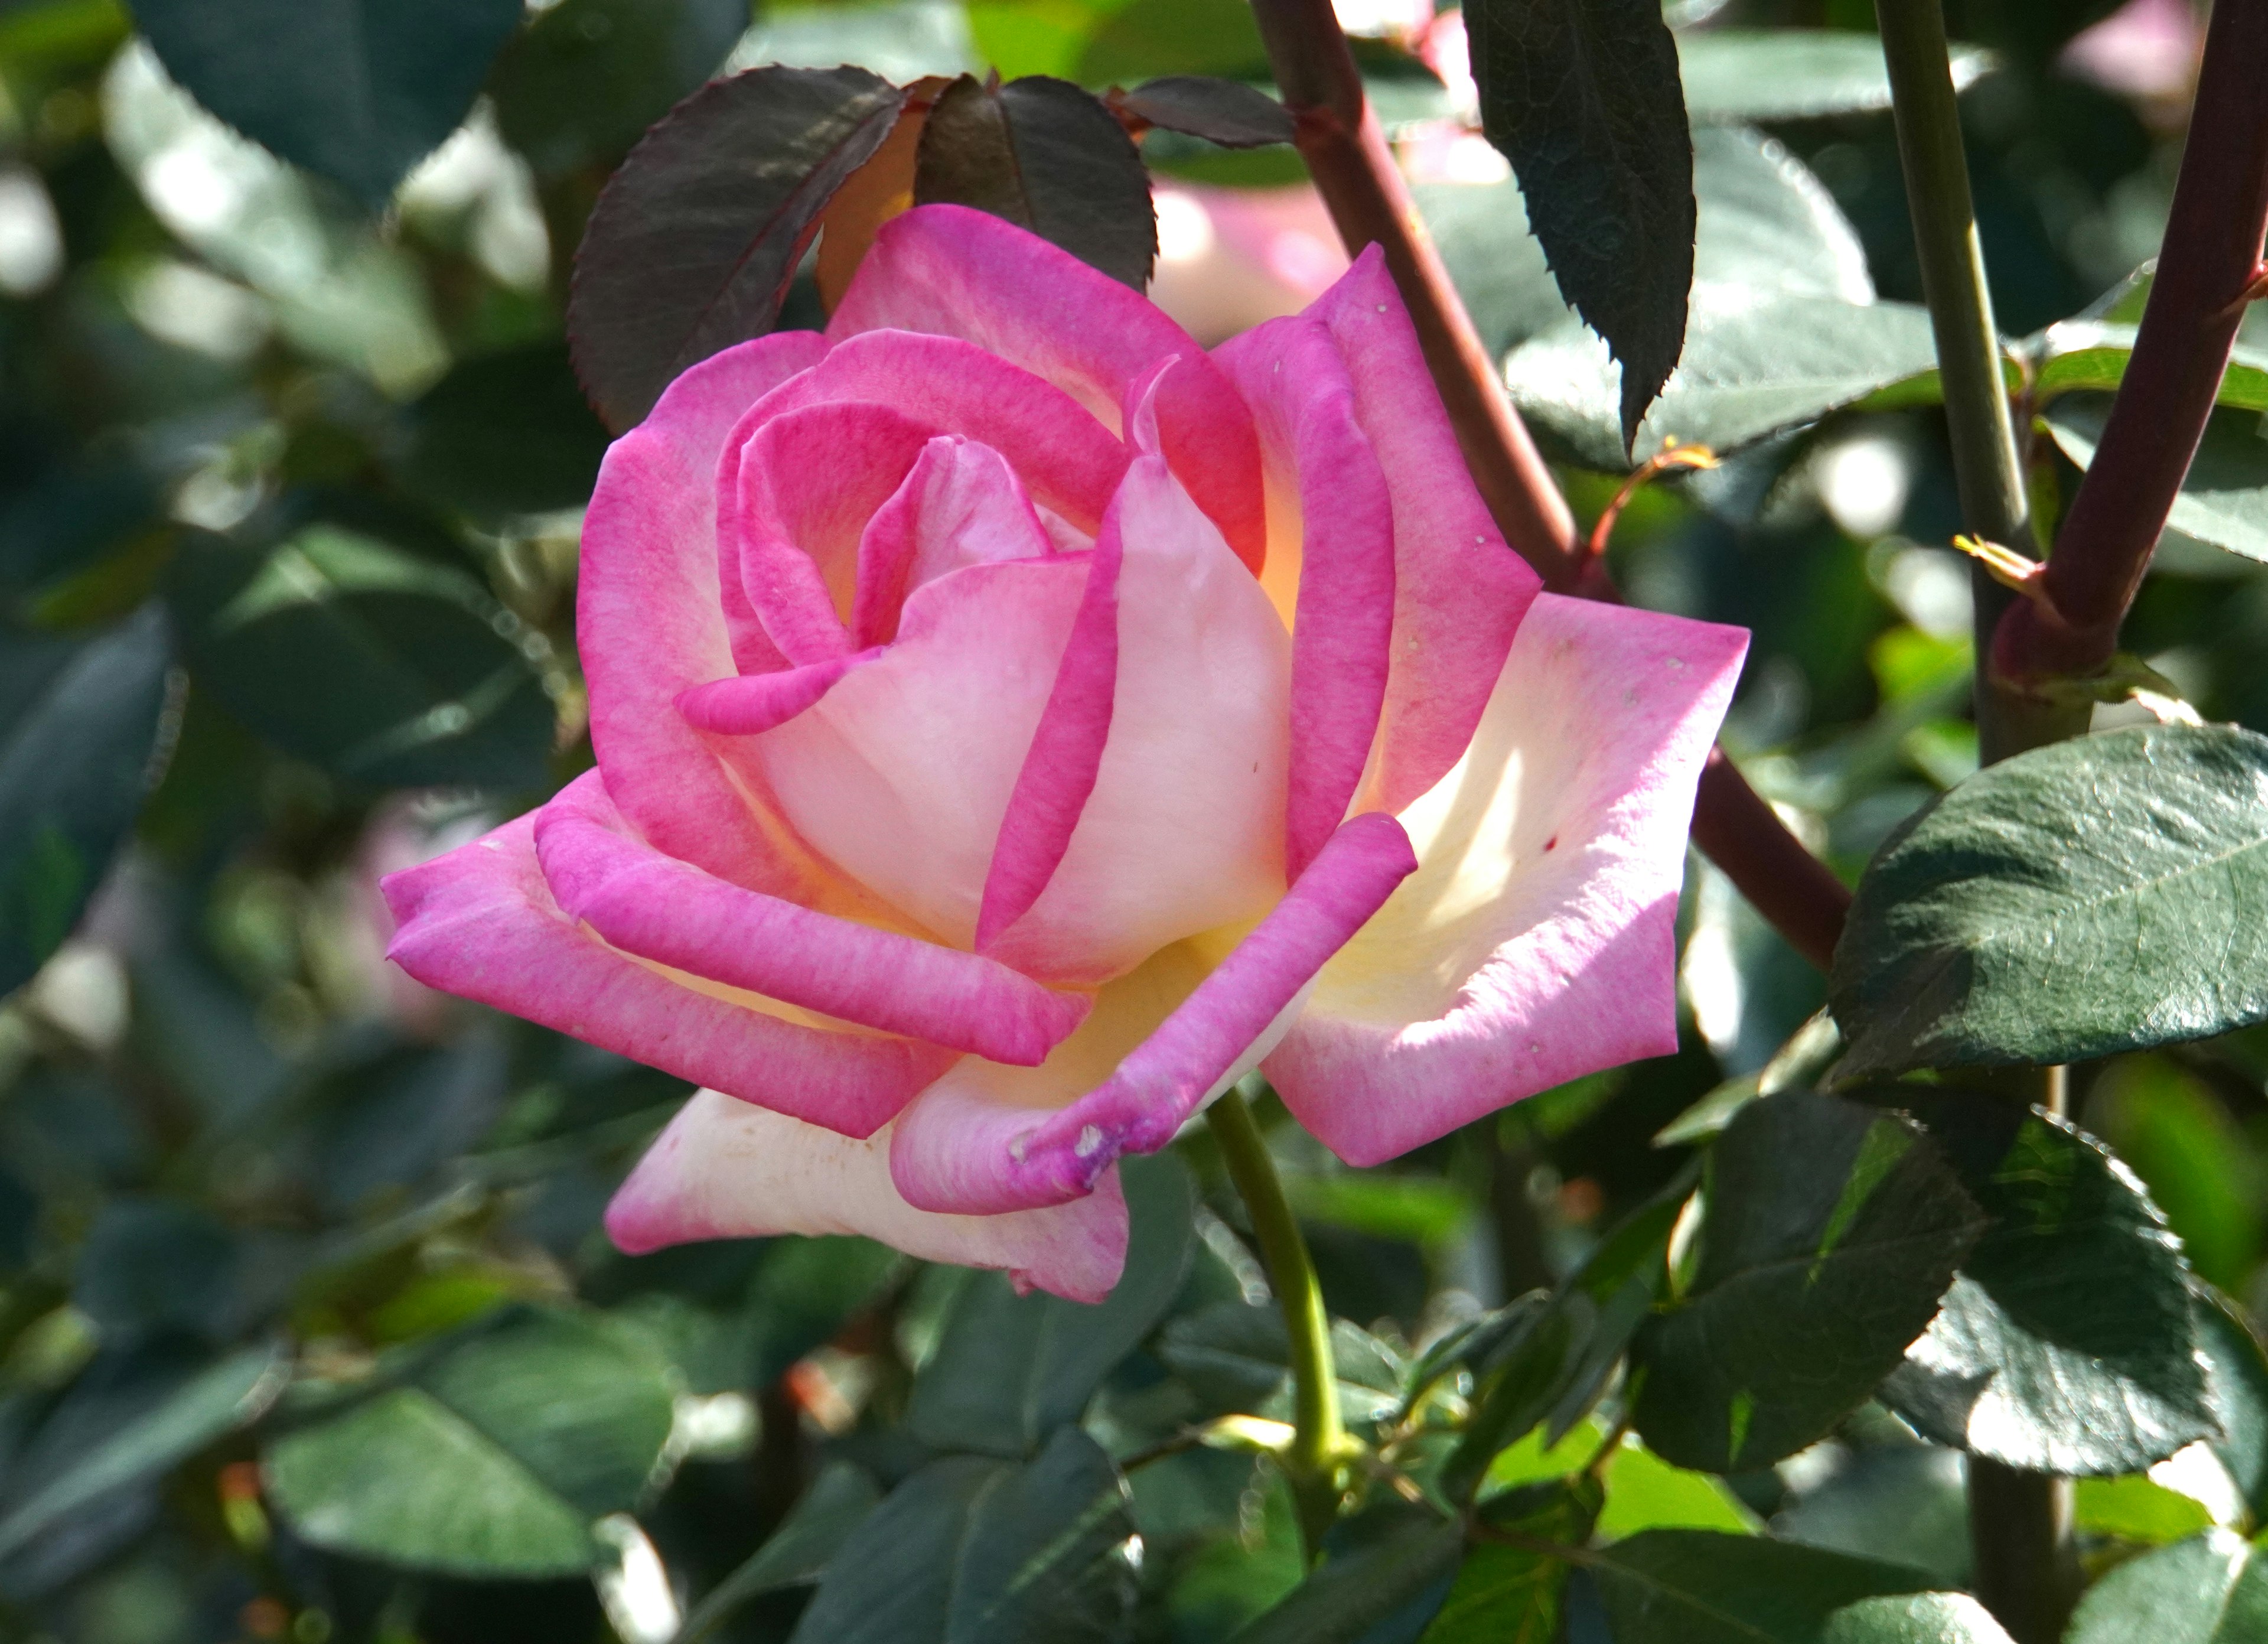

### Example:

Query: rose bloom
xmin=383 ymin=205 xmax=1745 ymax=1301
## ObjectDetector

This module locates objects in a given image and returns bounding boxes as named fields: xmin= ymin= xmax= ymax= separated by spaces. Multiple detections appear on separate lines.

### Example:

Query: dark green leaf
xmin=1228 ymin=1513 xmax=1464 ymax=1644
xmin=2196 ymin=1291 xmax=2268 ymax=1521
xmin=1466 ymin=0 xmax=1694 ymax=447
xmin=1588 ymin=1529 xmax=2013 ymax=1643
xmin=1419 ymin=1479 xmax=1599 ymax=1643
xmin=676 ymin=1463 xmax=881 ymax=1643
xmin=168 ymin=523 xmax=554 ymax=789
xmin=262 ymin=1306 xmax=677 ymax=1577
xmin=0 ymin=1342 xmax=285 ymax=1560
xmin=1772 ymin=1444 xmax=1971 ymax=1588
xmin=2046 ymin=398 xmax=2268 ymax=566
xmin=1115 ymin=77 xmax=1292 ymax=147
xmin=126 ymin=0 xmax=524 ymax=206
xmin=1157 ymin=1303 xmax=1403 ymax=1427
xmin=910 ymin=1154 xmax=1192 ymax=1456
xmin=397 ymin=344 xmax=611 ymax=519
xmin=490 ymin=0 xmax=750 ymax=177
xmin=914 ymin=74 xmax=1156 ymax=290
xmin=1653 ymin=1008 xmax=1843 ymax=1147
xmin=567 ymin=66 xmax=905 ymax=432
xmin=787 ymin=1426 xmax=1136 ymax=1644
xmin=0 ymin=604 xmax=171 ymax=993
xmin=1831 ymin=724 xmax=2268 ymax=1077
xmin=1634 ymin=1092 xmax=1982 ymax=1471
xmin=1876 ymin=1098 xmax=2214 ymax=1475
xmin=1676 ymin=30 xmax=1995 ymax=123
xmin=2064 ymin=1530 xmax=2268 ymax=1644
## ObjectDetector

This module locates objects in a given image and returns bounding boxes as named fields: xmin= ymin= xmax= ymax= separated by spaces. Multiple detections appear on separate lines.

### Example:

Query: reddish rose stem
xmin=1248 ymin=0 xmax=1853 ymax=974
xmin=1995 ymin=0 xmax=2268 ymax=682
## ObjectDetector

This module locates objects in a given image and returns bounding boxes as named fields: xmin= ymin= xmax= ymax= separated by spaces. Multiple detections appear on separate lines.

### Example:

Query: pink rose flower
xmin=382 ymin=206 xmax=1746 ymax=1301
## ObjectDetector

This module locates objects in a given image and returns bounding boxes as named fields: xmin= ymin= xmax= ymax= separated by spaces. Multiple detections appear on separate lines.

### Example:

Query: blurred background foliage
xmin=2 ymin=0 xmax=2265 ymax=1639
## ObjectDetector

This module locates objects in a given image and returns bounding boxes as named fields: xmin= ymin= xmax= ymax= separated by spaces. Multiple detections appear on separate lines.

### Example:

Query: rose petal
xmin=725 ymin=399 xmax=936 ymax=665
xmin=831 ymin=204 xmax=1266 ymax=572
xmin=740 ymin=327 xmax=1128 ymax=535
xmin=582 ymin=331 xmax=829 ymax=896
xmin=1265 ymin=594 xmax=1748 ymax=1165
xmin=382 ymin=810 xmax=950 ymax=1138
xmin=853 ymin=435 xmax=1058 ymax=647
xmin=533 ymin=770 xmax=1091 ymax=1066
xmin=1214 ymin=314 xmax=1396 ymax=880
xmin=676 ymin=649 xmax=884 ymax=737
xmin=1278 ymin=245 xmax=1546 ymax=815
xmin=758 ymin=556 xmax=1089 ymax=946
xmin=608 ymin=1090 xmax=1128 ymax=1302
xmin=891 ymin=812 xmax=1418 ymax=1213
xmin=982 ymin=432 xmax=1293 ymax=985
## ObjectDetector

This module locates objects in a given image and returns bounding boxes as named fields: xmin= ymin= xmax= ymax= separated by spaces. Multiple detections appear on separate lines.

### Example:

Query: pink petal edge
xmin=381 ymin=810 xmax=950 ymax=1138
xmin=1265 ymin=594 xmax=1748 ymax=1165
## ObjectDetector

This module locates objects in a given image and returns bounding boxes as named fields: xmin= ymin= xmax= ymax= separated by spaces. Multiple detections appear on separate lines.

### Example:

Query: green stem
xmin=1205 ymin=1086 xmax=1346 ymax=1555
xmin=1873 ymin=6 xmax=2078 ymax=1638
xmin=1873 ymin=0 xmax=2085 ymax=761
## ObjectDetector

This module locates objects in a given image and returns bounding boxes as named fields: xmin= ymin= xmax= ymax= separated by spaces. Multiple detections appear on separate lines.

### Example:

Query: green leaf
xmin=2073 ymin=1474 xmax=2214 ymax=1544
xmin=1676 ymin=30 xmax=1995 ymax=123
xmin=2046 ymin=398 xmax=2268 ymax=566
xmin=1588 ymin=1530 xmax=2014 ymax=1643
xmin=1158 ymin=1303 xmax=1405 ymax=1427
xmin=490 ymin=0 xmax=750 ymax=177
xmin=1419 ymin=1479 xmax=1599 ymax=1644
xmin=2195 ymin=1290 xmax=2268 ymax=1522
xmin=676 ymin=1463 xmax=882 ymax=1644
xmin=1113 ymin=76 xmax=1293 ymax=148
xmin=126 ymin=0 xmax=524 ymax=206
xmin=168 ymin=522 xmax=555 ymax=790
xmin=566 ymin=66 xmax=906 ymax=431
xmin=909 ymin=1154 xmax=1193 ymax=1456
xmin=2064 ymin=1530 xmax=2268 ymax=1644
xmin=1876 ymin=1098 xmax=2214 ymax=1476
xmin=1509 ymin=295 xmax=1937 ymax=471
xmin=2087 ymin=1056 xmax=2264 ymax=1291
xmin=1831 ymin=724 xmax=2268 ymax=1077
xmin=1227 ymin=1513 xmax=1465 ymax=1644
xmin=787 ymin=1426 xmax=1136 ymax=1643
xmin=1653 ymin=1009 xmax=1843 ymax=1147
xmin=1772 ymin=1443 xmax=1970 ymax=1588
xmin=0 ymin=1342 xmax=286 ymax=1560
xmin=1426 ymin=124 xmax=1872 ymax=387
xmin=0 ymin=604 xmax=172 ymax=994
xmin=1595 ymin=1439 xmax=1760 ymax=1539
xmin=1467 ymin=0 xmax=1695 ymax=446
xmin=2021 ymin=265 xmax=2268 ymax=415
xmin=397 ymin=344 xmax=612 ymax=520
xmin=262 ymin=1306 xmax=678 ymax=1577
xmin=1633 ymin=1092 xmax=1982 ymax=1472
xmin=913 ymin=74 xmax=1156 ymax=290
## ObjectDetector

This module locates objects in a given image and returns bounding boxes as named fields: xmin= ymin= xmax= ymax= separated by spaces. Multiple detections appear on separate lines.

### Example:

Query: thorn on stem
xmin=1584 ymin=437 xmax=1719 ymax=563
xmin=2216 ymin=261 xmax=2268 ymax=321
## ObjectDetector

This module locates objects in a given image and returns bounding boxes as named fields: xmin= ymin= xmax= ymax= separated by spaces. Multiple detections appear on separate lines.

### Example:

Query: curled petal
xmin=759 ymin=556 xmax=1089 ymax=946
xmin=1265 ymin=595 xmax=1748 ymax=1165
xmin=983 ymin=450 xmax=1292 ymax=984
xmin=891 ymin=812 xmax=1419 ymax=1214
xmin=1260 ymin=246 xmax=1546 ymax=815
xmin=855 ymin=436 xmax=1058 ymax=647
xmin=381 ymin=810 xmax=949 ymax=1138
xmin=608 ymin=1090 xmax=1128 ymax=1303
xmin=1213 ymin=314 xmax=1396 ymax=880
xmin=581 ymin=331 xmax=829 ymax=896
xmin=831 ymin=204 xmax=1266 ymax=572
xmin=724 ymin=400 xmax=936 ymax=665
xmin=676 ymin=649 xmax=883 ymax=737
xmin=533 ymin=771 xmax=1090 ymax=1065
xmin=742 ymin=328 xmax=1127 ymax=535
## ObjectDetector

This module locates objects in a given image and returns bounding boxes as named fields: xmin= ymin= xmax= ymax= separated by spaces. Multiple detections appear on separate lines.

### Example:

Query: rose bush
xmin=382 ymin=204 xmax=1746 ymax=1301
